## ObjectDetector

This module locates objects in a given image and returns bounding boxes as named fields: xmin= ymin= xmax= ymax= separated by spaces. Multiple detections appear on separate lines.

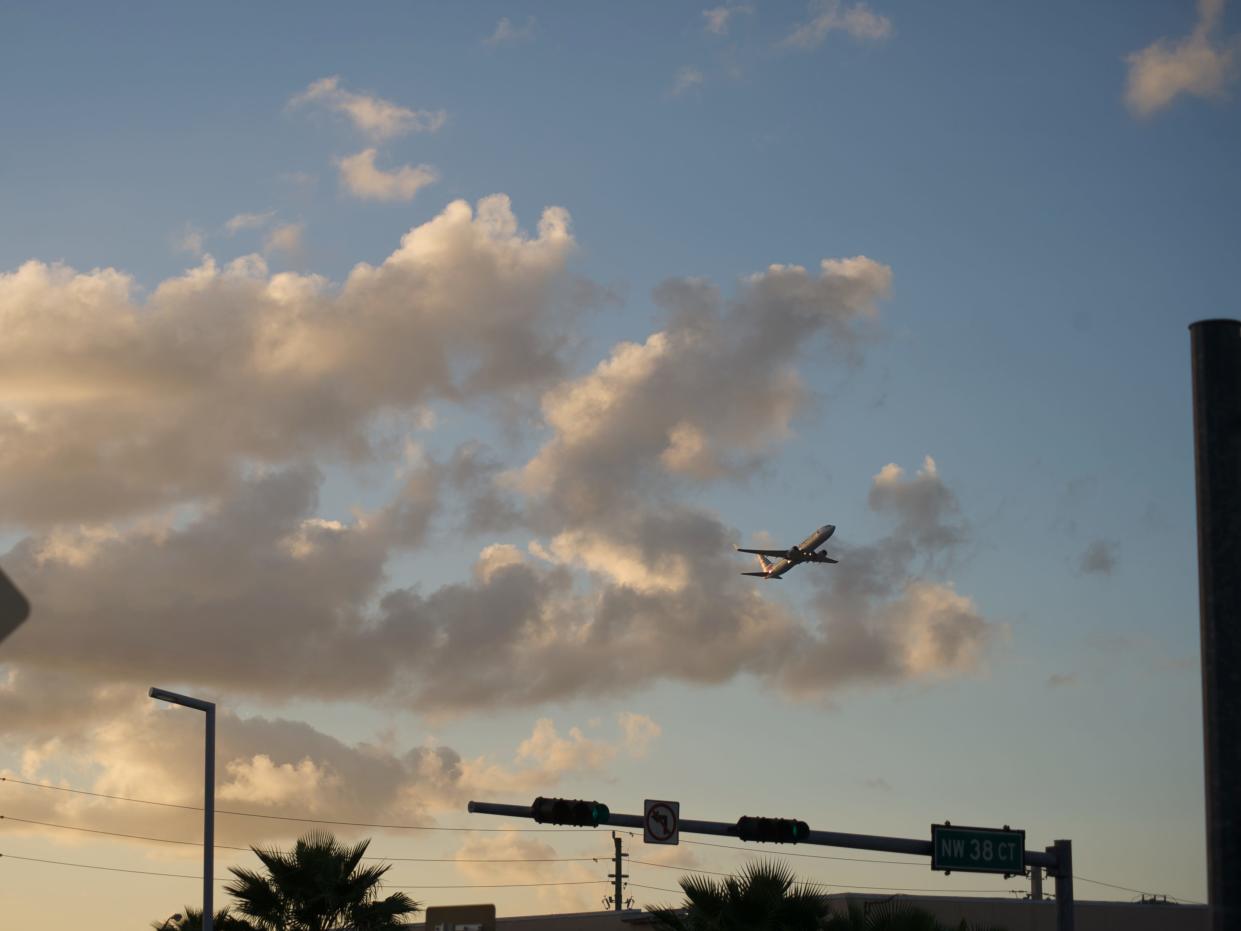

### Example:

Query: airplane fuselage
xmin=743 ymin=524 xmax=837 ymax=579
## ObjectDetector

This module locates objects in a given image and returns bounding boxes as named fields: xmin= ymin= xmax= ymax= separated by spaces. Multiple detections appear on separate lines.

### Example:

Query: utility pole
xmin=1030 ymin=865 xmax=1043 ymax=901
xmin=608 ymin=832 xmax=628 ymax=911
xmin=1190 ymin=319 xmax=1241 ymax=931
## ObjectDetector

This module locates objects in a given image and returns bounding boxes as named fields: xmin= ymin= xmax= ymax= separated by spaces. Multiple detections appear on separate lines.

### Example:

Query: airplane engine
xmin=787 ymin=546 xmax=800 ymax=561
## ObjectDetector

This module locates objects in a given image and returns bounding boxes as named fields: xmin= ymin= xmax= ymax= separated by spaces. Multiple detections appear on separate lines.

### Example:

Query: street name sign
xmin=931 ymin=823 xmax=1025 ymax=874
xmin=0 ymin=568 xmax=30 ymax=646
xmin=644 ymin=799 xmax=680 ymax=845
xmin=425 ymin=904 xmax=495 ymax=931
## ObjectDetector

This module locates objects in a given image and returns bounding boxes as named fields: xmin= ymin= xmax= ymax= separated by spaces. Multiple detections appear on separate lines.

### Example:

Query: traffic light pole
xmin=467 ymin=801 xmax=1069 ymax=928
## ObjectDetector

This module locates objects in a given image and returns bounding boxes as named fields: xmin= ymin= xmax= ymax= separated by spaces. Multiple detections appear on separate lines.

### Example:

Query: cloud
xmin=452 ymin=832 xmax=599 ymax=913
xmin=868 ymin=455 xmax=966 ymax=551
xmin=225 ymin=211 xmax=276 ymax=235
xmin=1126 ymin=0 xmax=1240 ymax=117
xmin=0 ymin=685 xmax=634 ymax=857
xmin=0 ymin=195 xmax=574 ymax=525
xmin=290 ymin=75 xmax=446 ymax=140
xmin=783 ymin=0 xmax=892 ymax=50
xmin=1079 ymin=539 xmax=1118 ymax=575
xmin=617 ymin=712 xmax=661 ymax=758
xmin=1 ymin=217 xmax=996 ymax=716
xmin=263 ymin=222 xmax=303 ymax=255
xmin=337 ymin=149 xmax=439 ymax=202
xmin=516 ymin=258 xmax=890 ymax=524
xmin=1047 ymin=672 xmax=1078 ymax=689
xmin=485 ymin=16 xmax=537 ymax=46
xmin=703 ymin=5 xmax=752 ymax=36
xmin=3 ymin=455 xmax=996 ymax=714
xmin=174 ymin=224 xmax=205 ymax=257
xmin=671 ymin=66 xmax=706 ymax=96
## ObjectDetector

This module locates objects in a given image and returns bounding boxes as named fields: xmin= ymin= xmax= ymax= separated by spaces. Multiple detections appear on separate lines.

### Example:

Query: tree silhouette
xmin=224 ymin=831 xmax=419 ymax=931
xmin=649 ymin=859 xmax=828 ymax=930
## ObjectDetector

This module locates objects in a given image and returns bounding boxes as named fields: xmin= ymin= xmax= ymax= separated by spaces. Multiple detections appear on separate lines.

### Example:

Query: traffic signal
xmin=736 ymin=816 xmax=810 ymax=844
xmin=530 ymin=796 xmax=611 ymax=827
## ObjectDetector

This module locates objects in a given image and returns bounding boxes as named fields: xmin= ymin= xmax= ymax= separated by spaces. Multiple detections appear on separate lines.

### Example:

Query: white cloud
xmin=617 ymin=712 xmax=661 ymax=758
xmin=0 ymin=195 xmax=575 ymax=525
xmin=290 ymin=75 xmax=446 ymax=140
xmin=671 ymin=66 xmax=706 ymax=96
xmin=516 ymin=718 xmax=618 ymax=772
xmin=337 ymin=148 xmax=439 ymax=202
xmin=704 ymin=5 xmax=752 ymax=36
xmin=517 ymin=258 xmax=891 ymax=523
xmin=485 ymin=16 xmax=537 ymax=46
xmin=1 ymin=216 xmax=998 ymax=716
xmin=263 ymin=222 xmax=303 ymax=255
xmin=1125 ymin=0 xmax=1239 ymax=117
xmin=783 ymin=0 xmax=892 ymax=50
xmin=224 ymin=210 xmax=276 ymax=235
xmin=174 ymin=224 xmax=205 ymax=257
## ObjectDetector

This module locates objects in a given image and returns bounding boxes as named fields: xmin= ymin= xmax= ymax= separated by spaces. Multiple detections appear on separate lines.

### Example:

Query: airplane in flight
xmin=735 ymin=524 xmax=837 ymax=579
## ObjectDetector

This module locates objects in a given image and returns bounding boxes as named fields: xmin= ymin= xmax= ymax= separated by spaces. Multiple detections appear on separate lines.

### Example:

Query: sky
xmin=0 ymin=0 xmax=1237 ymax=925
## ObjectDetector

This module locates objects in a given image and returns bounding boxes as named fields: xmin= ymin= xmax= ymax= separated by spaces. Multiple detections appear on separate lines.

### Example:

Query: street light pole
xmin=150 ymin=687 xmax=215 ymax=931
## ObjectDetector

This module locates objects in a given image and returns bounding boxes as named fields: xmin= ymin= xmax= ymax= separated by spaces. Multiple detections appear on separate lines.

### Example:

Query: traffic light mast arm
xmin=465 ymin=800 xmax=1056 ymax=868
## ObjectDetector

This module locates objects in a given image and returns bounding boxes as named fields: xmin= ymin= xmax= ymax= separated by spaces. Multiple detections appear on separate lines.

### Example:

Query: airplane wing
xmin=735 ymin=547 xmax=791 ymax=557
xmin=740 ymin=572 xmax=781 ymax=578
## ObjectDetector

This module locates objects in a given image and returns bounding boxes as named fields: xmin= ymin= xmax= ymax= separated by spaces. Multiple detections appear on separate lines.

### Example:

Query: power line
xmin=0 ymin=813 xmax=599 ymax=863
xmin=676 ymin=836 xmax=925 ymax=866
xmin=0 ymin=851 xmax=609 ymax=889
xmin=628 ymin=861 xmax=1009 ymax=896
xmin=0 ymin=852 xmax=202 ymax=880
xmin=0 ymin=777 xmax=581 ymax=833
xmin=6 ymin=779 xmax=1200 ymax=904
xmin=1075 ymin=873 xmax=1204 ymax=905
xmin=2 ymin=814 xmax=248 ymax=851
xmin=629 ymin=881 xmax=683 ymax=895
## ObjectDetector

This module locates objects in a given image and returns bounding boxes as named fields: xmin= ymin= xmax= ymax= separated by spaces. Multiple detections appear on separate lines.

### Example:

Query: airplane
xmin=735 ymin=524 xmax=837 ymax=579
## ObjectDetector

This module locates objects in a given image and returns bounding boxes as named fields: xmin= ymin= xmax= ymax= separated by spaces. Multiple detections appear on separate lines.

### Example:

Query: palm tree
xmin=224 ymin=831 xmax=420 ymax=931
xmin=150 ymin=906 xmax=257 ymax=931
xmin=649 ymin=859 xmax=829 ymax=931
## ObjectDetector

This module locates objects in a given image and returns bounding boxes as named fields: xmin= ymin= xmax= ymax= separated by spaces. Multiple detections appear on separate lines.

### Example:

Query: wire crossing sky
xmin=1 ymin=1 xmax=1236 ymax=926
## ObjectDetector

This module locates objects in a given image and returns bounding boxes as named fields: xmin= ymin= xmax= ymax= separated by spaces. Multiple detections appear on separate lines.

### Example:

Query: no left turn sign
xmin=644 ymin=799 xmax=680 ymax=845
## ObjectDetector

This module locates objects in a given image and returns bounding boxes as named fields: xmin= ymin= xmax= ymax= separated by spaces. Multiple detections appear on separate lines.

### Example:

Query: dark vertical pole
xmin=1031 ymin=865 xmax=1043 ymax=901
xmin=204 ymin=705 xmax=215 ymax=931
xmin=611 ymin=833 xmax=625 ymax=911
xmin=1190 ymin=318 xmax=1241 ymax=931
xmin=1050 ymin=840 xmax=1073 ymax=931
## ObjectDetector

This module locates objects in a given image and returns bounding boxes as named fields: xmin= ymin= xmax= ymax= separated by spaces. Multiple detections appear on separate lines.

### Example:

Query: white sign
xmin=644 ymin=799 xmax=680 ymax=845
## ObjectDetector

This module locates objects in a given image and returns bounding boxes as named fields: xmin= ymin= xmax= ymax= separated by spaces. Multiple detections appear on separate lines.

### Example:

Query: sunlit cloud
xmin=782 ymin=0 xmax=892 ymax=50
xmin=224 ymin=210 xmax=276 ymax=235
xmin=263 ymin=222 xmax=304 ymax=255
xmin=290 ymin=75 xmax=446 ymax=140
xmin=337 ymin=148 xmax=439 ymax=202
xmin=1126 ymin=0 xmax=1240 ymax=117
xmin=703 ymin=5 xmax=752 ymax=37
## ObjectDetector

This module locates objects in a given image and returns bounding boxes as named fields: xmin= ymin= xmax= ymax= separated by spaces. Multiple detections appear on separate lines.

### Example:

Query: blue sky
xmin=1 ymin=1 xmax=1236 ymax=925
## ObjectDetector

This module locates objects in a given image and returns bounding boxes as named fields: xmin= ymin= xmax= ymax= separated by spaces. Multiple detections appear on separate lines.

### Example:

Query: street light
xmin=150 ymin=687 xmax=215 ymax=931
